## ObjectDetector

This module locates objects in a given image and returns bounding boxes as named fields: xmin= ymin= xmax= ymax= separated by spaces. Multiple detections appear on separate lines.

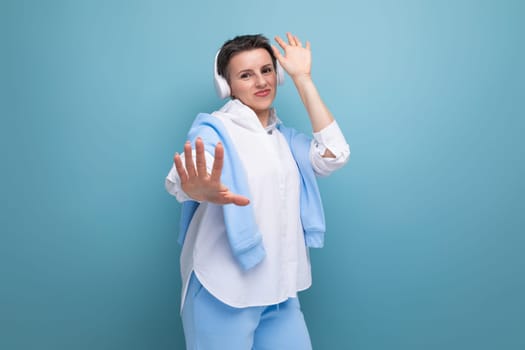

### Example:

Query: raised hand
xmin=272 ymin=32 xmax=312 ymax=79
xmin=272 ymin=32 xmax=336 ymax=136
xmin=173 ymin=138 xmax=250 ymax=206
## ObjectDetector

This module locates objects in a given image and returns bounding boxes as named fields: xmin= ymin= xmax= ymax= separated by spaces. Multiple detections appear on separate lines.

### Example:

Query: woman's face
xmin=227 ymin=48 xmax=277 ymax=121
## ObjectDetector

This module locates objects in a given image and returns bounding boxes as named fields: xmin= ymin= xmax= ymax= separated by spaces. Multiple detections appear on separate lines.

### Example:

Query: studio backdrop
xmin=2 ymin=0 xmax=524 ymax=349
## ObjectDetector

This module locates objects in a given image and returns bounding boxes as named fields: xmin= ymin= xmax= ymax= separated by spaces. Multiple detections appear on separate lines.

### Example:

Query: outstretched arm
xmin=272 ymin=32 xmax=336 ymax=157
xmin=173 ymin=137 xmax=250 ymax=206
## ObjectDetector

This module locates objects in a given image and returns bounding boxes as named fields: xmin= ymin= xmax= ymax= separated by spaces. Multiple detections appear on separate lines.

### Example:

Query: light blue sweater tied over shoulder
xmin=178 ymin=113 xmax=325 ymax=271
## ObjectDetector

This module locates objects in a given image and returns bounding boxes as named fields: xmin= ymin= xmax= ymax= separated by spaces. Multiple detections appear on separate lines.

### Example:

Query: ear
xmin=214 ymin=51 xmax=231 ymax=99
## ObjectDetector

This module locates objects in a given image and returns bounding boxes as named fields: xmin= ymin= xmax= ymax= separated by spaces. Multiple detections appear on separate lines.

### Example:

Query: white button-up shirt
xmin=166 ymin=100 xmax=350 ymax=308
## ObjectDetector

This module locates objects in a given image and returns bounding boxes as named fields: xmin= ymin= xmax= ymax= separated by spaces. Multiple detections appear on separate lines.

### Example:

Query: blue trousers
xmin=182 ymin=273 xmax=312 ymax=350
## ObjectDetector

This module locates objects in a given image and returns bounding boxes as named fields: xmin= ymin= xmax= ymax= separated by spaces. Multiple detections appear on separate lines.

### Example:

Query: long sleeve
xmin=309 ymin=120 xmax=350 ymax=176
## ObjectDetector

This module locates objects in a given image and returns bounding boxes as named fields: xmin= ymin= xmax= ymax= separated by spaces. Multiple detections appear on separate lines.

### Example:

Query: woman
xmin=166 ymin=32 xmax=350 ymax=350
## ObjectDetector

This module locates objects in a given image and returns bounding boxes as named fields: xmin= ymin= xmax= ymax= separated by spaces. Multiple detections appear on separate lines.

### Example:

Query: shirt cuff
xmin=312 ymin=120 xmax=349 ymax=157
xmin=165 ymin=175 xmax=193 ymax=202
xmin=309 ymin=120 xmax=350 ymax=176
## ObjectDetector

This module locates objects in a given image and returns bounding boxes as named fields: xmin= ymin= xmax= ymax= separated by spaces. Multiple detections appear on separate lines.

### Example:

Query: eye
xmin=262 ymin=66 xmax=274 ymax=74
xmin=240 ymin=72 xmax=252 ymax=79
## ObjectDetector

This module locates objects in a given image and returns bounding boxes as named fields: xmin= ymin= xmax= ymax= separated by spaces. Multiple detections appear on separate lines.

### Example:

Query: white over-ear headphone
xmin=213 ymin=51 xmax=285 ymax=99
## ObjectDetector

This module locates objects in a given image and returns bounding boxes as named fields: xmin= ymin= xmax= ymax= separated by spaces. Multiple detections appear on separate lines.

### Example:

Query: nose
xmin=254 ymin=73 xmax=268 ymax=88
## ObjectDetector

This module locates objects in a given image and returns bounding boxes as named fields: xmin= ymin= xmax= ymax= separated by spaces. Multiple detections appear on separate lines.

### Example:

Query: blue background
xmin=2 ymin=0 xmax=524 ymax=349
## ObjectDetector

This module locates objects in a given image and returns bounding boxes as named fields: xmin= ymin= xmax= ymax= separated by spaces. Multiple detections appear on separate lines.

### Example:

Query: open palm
xmin=173 ymin=138 xmax=250 ymax=206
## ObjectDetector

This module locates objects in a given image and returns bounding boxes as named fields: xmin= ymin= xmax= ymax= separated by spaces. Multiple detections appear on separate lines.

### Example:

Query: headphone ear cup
xmin=214 ymin=75 xmax=230 ymax=99
xmin=276 ymin=61 xmax=285 ymax=85
xmin=214 ymin=51 xmax=230 ymax=99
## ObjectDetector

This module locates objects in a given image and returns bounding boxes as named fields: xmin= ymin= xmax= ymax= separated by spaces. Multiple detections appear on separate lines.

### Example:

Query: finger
xmin=210 ymin=142 xmax=224 ymax=182
xmin=229 ymin=194 xmax=250 ymax=206
xmin=195 ymin=137 xmax=207 ymax=178
xmin=174 ymin=153 xmax=188 ymax=184
xmin=274 ymin=36 xmax=287 ymax=50
xmin=294 ymin=34 xmax=303 ymax=47
xmin=306 ymin=41 xmax=311 ymax=50
xmin=287 ymin=32 xmax=296 ymax=46
xmin=184 ymin=140 xmax=197 ymax=177
xmin=271 ymin=45 xmax=284 ymax=62
xmin=217 ymin=187 xmax=250 ymax=206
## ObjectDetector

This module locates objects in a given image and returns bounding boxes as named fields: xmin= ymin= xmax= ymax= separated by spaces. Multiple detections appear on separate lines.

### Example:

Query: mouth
xmin=254 ymin=89 xmax=271 ymax=97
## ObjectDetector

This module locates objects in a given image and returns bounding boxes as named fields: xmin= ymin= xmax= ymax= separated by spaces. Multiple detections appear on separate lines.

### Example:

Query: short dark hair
xmin=217 ymin=34 xmax=277 ymax=81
